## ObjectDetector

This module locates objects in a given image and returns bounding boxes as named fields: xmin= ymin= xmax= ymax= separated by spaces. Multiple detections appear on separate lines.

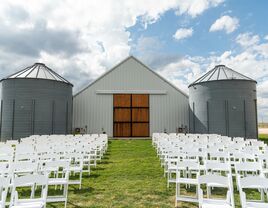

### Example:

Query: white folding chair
xmin=66 ymin=152 xmax=84 ymax=189
xmin=175 ymin=160 xmax=200 ymax=206
xmin=9 ymin=174 xmax=48 ymax=208
xmin=167 ymin=152 xmax=185 ymax=187
xmin=235 ymin=162 xmax=262 ymax=190
xmin=198 ymin=174 xmax=234 ymax=208
xmin=238 ymin=175 xmax=268 ymax=208
xmin=43 ymin=160 xmax=70 ymax=208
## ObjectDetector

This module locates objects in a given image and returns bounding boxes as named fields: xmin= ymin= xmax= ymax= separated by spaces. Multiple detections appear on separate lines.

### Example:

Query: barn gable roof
xmin=74 ymin=56 xmax=188 ymax=97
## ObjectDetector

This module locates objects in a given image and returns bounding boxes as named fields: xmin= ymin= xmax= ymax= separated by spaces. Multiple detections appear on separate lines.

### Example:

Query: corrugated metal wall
xmin=189 ymin=80 xmax=257 ymax=138
xmin=73 ymin=57 xmax=189 ymax=137
xmin=0 ymin=79 xmax=73 ymax=141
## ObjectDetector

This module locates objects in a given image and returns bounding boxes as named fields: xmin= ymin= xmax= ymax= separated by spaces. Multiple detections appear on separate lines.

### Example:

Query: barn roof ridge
xmin=74 ymin=55 xmax=188 ymax=98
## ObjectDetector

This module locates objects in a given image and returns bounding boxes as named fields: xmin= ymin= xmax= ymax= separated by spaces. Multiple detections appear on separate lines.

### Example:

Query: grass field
xmin=259 ymin=134 xmax=268 ymax=141
xmin=48 ymin=140 xmax=176 ymax=208
xmin=45 ymin=136 xmax=268 ymax=208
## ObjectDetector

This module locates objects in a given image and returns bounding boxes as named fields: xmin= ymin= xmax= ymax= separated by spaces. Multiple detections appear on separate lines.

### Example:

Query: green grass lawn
xmin=45 ymin=137 xmax=268 ymax=208
xmin=259 ymin=134 xmax=268 ymax=142
xmin=47 ymin=140 xmax=177 ymax=208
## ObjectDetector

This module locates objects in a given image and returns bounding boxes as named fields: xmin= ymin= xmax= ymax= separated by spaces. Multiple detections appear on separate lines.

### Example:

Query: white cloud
xmin=155 ymin=32 xmax=268 ymax=121
xmin=158 ymin=57 xmax=203 ymax=92
xmin=209 ymin=15 xmax=239 ymax=33
xmin=0 ymin=0 xmax=224 ymax=92
xmin=236 ymin=33 xmax=260 ymax=48
xmin=173 ymin=28 xmax=193 ymax=40
xmin=175 ymin=0 xmax=224 ymax=17
xmin=264 ymin=35 xmax=268 ymax=41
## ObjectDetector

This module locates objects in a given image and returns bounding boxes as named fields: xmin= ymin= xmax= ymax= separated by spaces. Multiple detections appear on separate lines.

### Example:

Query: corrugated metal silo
xmin=0 ymin=63 xmax=73 ymax=141
xmin=189 ymin=65 xmax=258 ymax=138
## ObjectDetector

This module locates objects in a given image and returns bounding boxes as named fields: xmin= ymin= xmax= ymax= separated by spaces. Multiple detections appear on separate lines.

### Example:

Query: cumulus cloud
xmin=154 ymin=31 xmax=268 ymax=121
xmin=236 ymin=33 xmax=260 ymax=48
xmin=0 ymin=0 xmax=224 ymax=92
xmin=209 ymin=15 xmax=239 ymax=33
xmin=173 ymin=28 xmax=193 ymax=40
xmin=175 ymin=0 xmax=224 ymax=17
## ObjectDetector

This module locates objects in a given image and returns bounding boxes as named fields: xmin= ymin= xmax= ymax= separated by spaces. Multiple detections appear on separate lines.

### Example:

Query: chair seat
xmin=11 ymin=201 xmax=45 ymax=208
xmin=201 ymin=199 xmax=232 ymax=208
xmin=48 ymin=178 xmax=68 ymax=185
xmin=246 ymin=201 xmax=268 ymax=208
xmin=70 ymin=166 xmax=82 ymax=172
xmin=207 ymin=182 xmax=229 ymax=188
xmin=176 ymin=178 xmax=198 ymax=185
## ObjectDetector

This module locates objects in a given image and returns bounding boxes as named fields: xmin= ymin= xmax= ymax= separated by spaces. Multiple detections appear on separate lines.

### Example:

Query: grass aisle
xmin=50 ymin=139 xmax=178 ymax=208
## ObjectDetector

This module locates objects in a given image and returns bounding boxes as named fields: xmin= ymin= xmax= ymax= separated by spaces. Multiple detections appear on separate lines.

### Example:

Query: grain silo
xmin=189 ymin=65 xmax=258 ymax=138
xmin=0 ymin=63 xmax=73 ymax=141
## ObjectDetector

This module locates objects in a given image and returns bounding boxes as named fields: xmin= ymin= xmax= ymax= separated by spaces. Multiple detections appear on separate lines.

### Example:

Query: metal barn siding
xmin=0 ymin=63 xmax=73 ymax=141
xmin=73 ymin=56 xmax=189 ymax=137
xmin=189 ymin=65 xmax=257 ymax=138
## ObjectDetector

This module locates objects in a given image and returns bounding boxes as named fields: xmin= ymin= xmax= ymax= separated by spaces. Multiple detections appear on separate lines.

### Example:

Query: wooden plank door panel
xmin=113 ymin=94 xmax=131 ymax=107
xmin=114 ymin=123 xmax=131 ymax=137
xmin=132 ymin=108 xmax=149 ymax=122
xmin=132 ymin=94 xmax=149 ymax=107
xmin=132 ymin=123 xmax=149 ymax=137
xmin=114 ymin=109 xmax=131 ymax=122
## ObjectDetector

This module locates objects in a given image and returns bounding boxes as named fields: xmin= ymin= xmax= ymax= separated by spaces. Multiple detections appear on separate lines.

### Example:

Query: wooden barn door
xmin=113 ymin=94 xmax=149 ymax=137
xmin=131 ymin=94 xmax=149 ymax=137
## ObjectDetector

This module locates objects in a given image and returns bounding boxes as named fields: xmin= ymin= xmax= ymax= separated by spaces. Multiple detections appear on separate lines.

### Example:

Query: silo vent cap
xmin=35 ymin=62 xmax=46 ymax=65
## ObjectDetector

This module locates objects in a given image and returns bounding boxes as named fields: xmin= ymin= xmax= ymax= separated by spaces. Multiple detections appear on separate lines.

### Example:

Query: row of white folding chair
xmin=168 ymin=159 xmax=232 ymax=187
xmin=1 ymin=153 xmax=85 ymax=189
xmin=1 ymin=160 xmax=70 ymax=208
xmin=173 ymin=160 xmax=267 ymax=207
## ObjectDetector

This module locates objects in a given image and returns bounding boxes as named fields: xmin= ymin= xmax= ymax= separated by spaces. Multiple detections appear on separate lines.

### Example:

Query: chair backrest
xmin=10 ymin=161 xmax=38 ymax=175
xmin=10 ymin=174 xmax=48 ymax=207
xmin=198 ymin=174 xmax=230 ymax=187
xmin=239 ymin=175 xmax=268 ymax=189
xmin=177 ymin=160 xmax=200 ymax=173
xmin=43 ymin=160 xmax=70 ymax=173
xmin=0 ymin=146 xmax=14 ymax=157
xmin=15 ymin=153 xmax=36 ymax=162
xmin=209 ymin=152 xmax=230 ymax=162
xmin=0 ymin=163 xmax=10 ymax=176
xmin=235 ymin=162 xmax=262 ymax=175
xmin=205 ymin=161 xmax=231 ymax=174
xmin=0 ymin=154 xmax=13 ymax=163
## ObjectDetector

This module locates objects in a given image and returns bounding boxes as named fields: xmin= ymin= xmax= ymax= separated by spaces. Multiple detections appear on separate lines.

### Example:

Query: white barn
xmin=73 ymin=56 xmax=189 ymax=137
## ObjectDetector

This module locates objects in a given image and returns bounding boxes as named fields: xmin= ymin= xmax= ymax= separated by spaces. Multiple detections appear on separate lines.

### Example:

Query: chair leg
xmin=64 ymin=183 xmax=69 ymax=208
xmin=79 ymin=171 xmax=82 ymax=189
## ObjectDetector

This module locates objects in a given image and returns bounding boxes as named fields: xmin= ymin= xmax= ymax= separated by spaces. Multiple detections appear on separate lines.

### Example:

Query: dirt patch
xmin=259 ymin=128 xmax=268 ymax=134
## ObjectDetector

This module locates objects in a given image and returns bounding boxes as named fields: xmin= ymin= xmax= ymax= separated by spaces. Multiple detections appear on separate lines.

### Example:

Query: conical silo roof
xmin=189 ymin=65 xmax=256 ymax=87
xmin=1 ymin=63 xmax=73 ymax=86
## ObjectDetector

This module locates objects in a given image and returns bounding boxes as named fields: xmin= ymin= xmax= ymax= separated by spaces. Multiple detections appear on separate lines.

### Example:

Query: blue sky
xmin=0 ymin=0 xmax=267 ymax=121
